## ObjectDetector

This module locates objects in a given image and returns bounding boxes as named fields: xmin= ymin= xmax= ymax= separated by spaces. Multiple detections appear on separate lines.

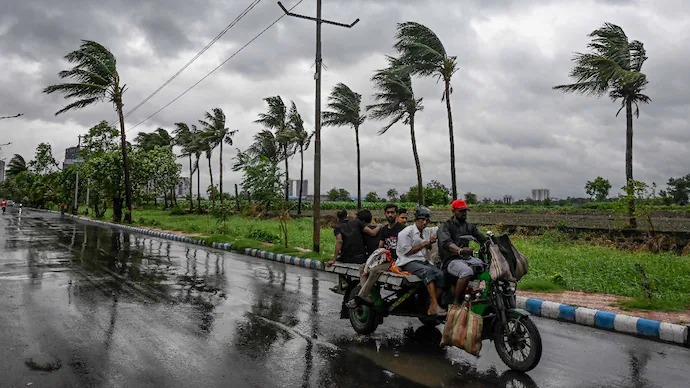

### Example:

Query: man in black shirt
xmin=328 ymin=209 xmax=381 ymax=266
xmin=346 ymin=204 xmax=401 ymax=307
xmin=438 ymin=199 xmax=488 ymax=305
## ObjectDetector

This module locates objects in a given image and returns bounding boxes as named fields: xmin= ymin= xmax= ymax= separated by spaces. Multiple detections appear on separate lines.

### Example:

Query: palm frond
xmin=54 ymin=97 xmax=101 ymax=115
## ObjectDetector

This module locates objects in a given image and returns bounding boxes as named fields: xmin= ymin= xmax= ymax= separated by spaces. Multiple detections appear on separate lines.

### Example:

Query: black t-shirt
xmin=336 ymin=219 xmax=367 ymax=263
xmin=362 ymin=225 xmax=381 ymax=257
xmin=379 ymin=222 xmax=406 ymax=260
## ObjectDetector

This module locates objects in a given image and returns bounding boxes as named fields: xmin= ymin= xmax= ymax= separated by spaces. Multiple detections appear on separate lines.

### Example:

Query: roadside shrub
xmin=246 ymin=228 xmax=280 ymax=243
xmin=169 ymin=205 xmax=185 ymax=216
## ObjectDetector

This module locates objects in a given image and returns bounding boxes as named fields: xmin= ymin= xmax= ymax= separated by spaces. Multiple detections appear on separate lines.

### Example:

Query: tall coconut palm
xmin=173 ymin=123 xmax=196 ymax=212
xmin=322 ymin=83 xmax=366 ymax=209
xmin=6 ymin=154 xmax=28 ymax=178
xmin=198 ymin=129 xmax=218 ymax=206
xmin=43 ymin=40 xmax=134 ymax=223
xmin=199 ymin=108 xmax=237 ymax=205
xmin=554 ymin=22 xmax=650 ymax=229
xmin=395 ymin=22 xmax=459 ymax=199
xmin=289 ymin=102 xmax=313 ymax=214
xmin=255 ymin=96 xmax=294 ymax=201
xmin=367 ymin=58 xmax=425 ymax=205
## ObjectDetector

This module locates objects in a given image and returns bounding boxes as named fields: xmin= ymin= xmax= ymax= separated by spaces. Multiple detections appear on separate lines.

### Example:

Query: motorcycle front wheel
xmin=494 ymin=314 xmax=542 ymax=372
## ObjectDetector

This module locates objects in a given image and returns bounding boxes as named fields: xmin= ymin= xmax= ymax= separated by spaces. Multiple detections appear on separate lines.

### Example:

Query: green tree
xmin=585 ymin=176 xmax=612 ymax=201
xmin=464 ymin=192 xmax=477 ymax=205
xmin=322 ymin=83 xmax=367 ymax=209
xmin=199 ymin=108 xmax=237 ymax=205
xmin=554 ymin=23 xmax=650 ymax=229
xmin=6 ymin=154 xmax=28 ymax=178
xmin=288 ymin=102 xmax=312 ymax=214
xmin=134 ymin=128 xmax=173 ymax=151
xmin=173 ymin=122 xmax=196 ymax=212
xmin=29 ymin=143 xmax=60 ymax=174
xmin=386 ymin=188 xmax=398 ymax=201
xmin=240 ymin=156 xmax=284 ymax=215
xmin=327 ymin=187 xmax=351 ymax=202
xmin=364 ymin=191 xmax=381 ymax=202
xmin=255 ymin=96 xmax=294 ymax=202
xmin=44 ymin=40 xmax=134 ymax=223
xmin=395 ymin=21 xmax=459 ymax=200
xmin=666 ymin=174 xmax=690 ymax=205
xmin=368 ymin=57 xmax=425 ymax=205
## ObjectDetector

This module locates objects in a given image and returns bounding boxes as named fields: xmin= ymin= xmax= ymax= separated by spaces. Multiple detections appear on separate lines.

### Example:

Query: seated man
xmin=396 ymin=206 xmax=446 ymax=316
xmin=438 ymin=199 xmax=488 ymax=305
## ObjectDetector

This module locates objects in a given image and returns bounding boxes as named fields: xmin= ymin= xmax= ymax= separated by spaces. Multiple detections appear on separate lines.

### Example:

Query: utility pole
xmin=278 ymin=1 xmax=359 ymax=253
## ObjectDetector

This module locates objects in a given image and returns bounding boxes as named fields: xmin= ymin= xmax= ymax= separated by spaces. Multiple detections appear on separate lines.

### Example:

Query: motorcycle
xmin=326 ymin=231 xmax=542 ymax=372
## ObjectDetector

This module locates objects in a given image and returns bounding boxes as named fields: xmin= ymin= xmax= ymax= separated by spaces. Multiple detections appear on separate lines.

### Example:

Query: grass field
xmin=81 ymin=208 xmax=690 ymax=311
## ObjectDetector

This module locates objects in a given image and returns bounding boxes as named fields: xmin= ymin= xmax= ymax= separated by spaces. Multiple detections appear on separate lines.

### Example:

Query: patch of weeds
xmin=246 ymin=228 xmax=280 ymax=244
xmin=551 ymin=273 xmax=568 ymax=287
xmin=169 ymin=205 xmax=186 ymax=216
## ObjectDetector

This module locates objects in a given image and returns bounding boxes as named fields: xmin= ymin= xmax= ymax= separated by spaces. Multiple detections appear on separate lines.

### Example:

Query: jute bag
xmin=440 ymin=302 xmax=483 ymax=356
xmin=489 ymin=241 xmax=514 ymax=282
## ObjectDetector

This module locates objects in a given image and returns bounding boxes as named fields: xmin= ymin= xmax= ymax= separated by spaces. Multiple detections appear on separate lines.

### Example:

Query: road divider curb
xmin=39 ymin=208 xmax=690 ymax=348
xmin=517 ymin=296 xmax=689 ymax=347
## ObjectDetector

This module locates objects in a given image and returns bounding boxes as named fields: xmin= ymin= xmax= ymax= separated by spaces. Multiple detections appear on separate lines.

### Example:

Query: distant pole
xmin=72 ymin=135 xmax=81 ymax=215
xmin=278 ymin=1 xmax=359 ymax=252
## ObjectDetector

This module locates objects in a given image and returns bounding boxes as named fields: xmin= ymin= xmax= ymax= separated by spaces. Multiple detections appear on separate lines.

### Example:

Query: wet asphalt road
xmin=1 ymin=209 xmax=689 ymax=388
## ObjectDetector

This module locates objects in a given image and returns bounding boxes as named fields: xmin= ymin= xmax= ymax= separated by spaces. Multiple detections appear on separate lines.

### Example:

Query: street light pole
xmin=277 ymin=0 xmax=359 ymax=253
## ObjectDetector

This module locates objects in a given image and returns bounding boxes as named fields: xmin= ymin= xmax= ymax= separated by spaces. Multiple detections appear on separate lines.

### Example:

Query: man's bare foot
xmin=428 ymin=305 xmax=447 ymax=316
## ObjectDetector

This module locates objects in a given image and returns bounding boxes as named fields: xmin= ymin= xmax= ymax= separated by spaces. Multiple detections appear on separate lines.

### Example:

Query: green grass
xmin=78 ymin=207 xmax=690 ymax=311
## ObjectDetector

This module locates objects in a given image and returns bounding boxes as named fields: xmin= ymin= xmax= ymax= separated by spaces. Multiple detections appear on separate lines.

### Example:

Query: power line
xmin=126 ymin=0 xmax=304 ymax=133
xmin=120 ymin=0 xmax=263 ymax=122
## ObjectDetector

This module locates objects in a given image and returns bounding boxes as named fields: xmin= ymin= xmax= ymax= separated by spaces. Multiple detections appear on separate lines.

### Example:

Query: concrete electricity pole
xmin=73 ymin=135 xmax=82 ymax=215
xmin=278 ymin=0 xmax=359 ymax=252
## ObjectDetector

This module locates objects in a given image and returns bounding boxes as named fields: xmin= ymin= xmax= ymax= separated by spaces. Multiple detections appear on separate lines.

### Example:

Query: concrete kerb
xmin=33 ymin=208 xmax=689 ymax=347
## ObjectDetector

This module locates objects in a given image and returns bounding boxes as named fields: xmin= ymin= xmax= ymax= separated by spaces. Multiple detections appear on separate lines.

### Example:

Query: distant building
xmin=289 ymin=179 xmax=308 ymax=199
xmin=0 ymin=160 xmax=5 ymax=182
xmin=531 ymin=189 xmax=550 ymax=201
xmin=63 ymin=146 xmax=81 ymax=168
xmin=176 ymin=177 xmax=191 ymax=197
xmin=503 ymin=195 xmax=513 ymax=204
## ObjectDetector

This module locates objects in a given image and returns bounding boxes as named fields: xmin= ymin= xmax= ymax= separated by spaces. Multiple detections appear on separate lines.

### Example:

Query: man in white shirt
xmin=396 ymin=206 xmax=447 ymax=316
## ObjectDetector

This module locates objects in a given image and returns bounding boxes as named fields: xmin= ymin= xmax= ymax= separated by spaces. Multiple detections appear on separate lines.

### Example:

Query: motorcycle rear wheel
xmin=494 ymin=314 xmax=542 ymax=372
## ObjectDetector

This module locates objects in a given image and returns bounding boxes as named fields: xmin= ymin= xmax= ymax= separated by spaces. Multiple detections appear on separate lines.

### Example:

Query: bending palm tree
xmin=6 ymin=154 xmax=28 ymax=178
xmin=289 ymin=102 xmax=313 ymax=214
xmin=44 ymin=40 xmax=134 ymax=223
xmin=554 ymin=23 xmax=650 ymax=229
xmin=135 ymin=128 xmax=173 ymax=151
xmin=395 ymin=21 xmax=459 ymax=199
xmin=322 ymin=83 xmax=366 ymax=209
xmin=199 ymin=108 xmax=237 ymax=205
xmin=367 ymin=58 xmax=425 ymax=205
xmin=255 ymin=96 xmax=294 ymax=201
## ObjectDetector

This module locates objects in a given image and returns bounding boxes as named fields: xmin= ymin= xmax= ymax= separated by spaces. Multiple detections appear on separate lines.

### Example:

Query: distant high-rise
xmin=531 ymin=189 xmax=550 ymax=201
xmin=63 ymin=146 xmax=80 ymax=168
xmin=0 ymin=160 xmax=5 ymax=182
xmin=289 ymin=179 xmax=308 ymax=198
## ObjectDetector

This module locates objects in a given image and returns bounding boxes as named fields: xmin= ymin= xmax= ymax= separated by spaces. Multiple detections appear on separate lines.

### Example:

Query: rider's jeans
xmin=358 ymin=262 xmax=390 ymax=298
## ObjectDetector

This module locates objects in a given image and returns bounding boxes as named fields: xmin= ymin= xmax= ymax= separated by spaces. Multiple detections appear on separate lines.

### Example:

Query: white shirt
xmin=395 ymin=224 xmax=431 ymax=267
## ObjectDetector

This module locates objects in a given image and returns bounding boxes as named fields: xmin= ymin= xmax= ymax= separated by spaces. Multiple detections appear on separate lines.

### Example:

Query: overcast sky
xmin=1 ymin=0 xmax=688 ymax=200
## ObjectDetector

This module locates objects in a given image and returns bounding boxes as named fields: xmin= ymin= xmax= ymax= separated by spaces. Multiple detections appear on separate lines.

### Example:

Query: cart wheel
xmin=347 ymin=286 xmax=379 ymax=335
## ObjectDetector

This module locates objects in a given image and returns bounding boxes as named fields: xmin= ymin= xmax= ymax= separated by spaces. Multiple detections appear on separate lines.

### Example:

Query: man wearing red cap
xmin=438 ymin=199 xmax=488 ymax=305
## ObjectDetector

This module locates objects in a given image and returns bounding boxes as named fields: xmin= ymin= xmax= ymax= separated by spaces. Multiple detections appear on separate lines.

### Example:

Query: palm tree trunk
xmin=445 ymin=79 xmax=457 ymax=200
xmin=355 ymin=126 xmax=362 ymax=209
xmin=188 ymin=155 xmax=194 ymax=212
xmin=298 ymin=144 xmax=304 ymax=215
xmin=196 ymin=158 xmax=201 ymax=211
xmin=625 ymin=99 xmax=636 ymax=229
xmin=116 ymin=100 xmax=133 ymax=223
xmin=219 ymin=141 xmax=224 ymax=205
xmin=409 ymin=113 xmax=424 ymax=205
xmin=284 ymin=146 xmax=290 ymax=202
xmin=208 ymin=156 xmax=215 ymax=206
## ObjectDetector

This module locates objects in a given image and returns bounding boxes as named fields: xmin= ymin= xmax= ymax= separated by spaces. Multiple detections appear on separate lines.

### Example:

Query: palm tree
xmin=189 ymin=129 xmax=204 ymax=211
xmin=554 ymin=22 xmax=650 ymax=229
xmin=395 ymin=22 xmax=459 ymax=199
xmin=135 ymin=128 xmax=173 ymax=151
xmin=289 ymin=102 xmax=313 ymax=214
xmin=367 ymin=58 xmax=425 ymax=205
xmin=322 ymin=83 xmax=366 ymax=209
xmin=199 ymin=108 xmax=237 ymax=205
xmin=43 ymin=40 xmax=134 ymax=223
xmin=247 ymin=129 xmax=282 ymax=166
xmin=197 ymin=129 xmax=218 ymax=206
xmin=255 ymin=96 xmax=294 ymax=201
xmin=173 ymin=123 xmax=196 ymax=212
xmin=6 ymin=154 xmax=27 ymax=178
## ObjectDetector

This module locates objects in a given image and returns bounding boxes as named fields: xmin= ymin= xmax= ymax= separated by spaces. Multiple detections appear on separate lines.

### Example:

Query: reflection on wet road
xmin=1 ymin=210 xmax=689 ymax=387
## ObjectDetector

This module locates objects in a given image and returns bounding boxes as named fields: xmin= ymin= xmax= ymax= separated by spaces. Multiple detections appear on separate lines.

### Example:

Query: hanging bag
xmin=488 ymin=240 xmax=514 ymax=282
xmin=440 ymin=302 xmax=484 ymax=356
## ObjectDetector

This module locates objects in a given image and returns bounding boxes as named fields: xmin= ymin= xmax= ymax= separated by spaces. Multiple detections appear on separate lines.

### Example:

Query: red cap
xmin=451 ymin=199 xmax=469 ymax=210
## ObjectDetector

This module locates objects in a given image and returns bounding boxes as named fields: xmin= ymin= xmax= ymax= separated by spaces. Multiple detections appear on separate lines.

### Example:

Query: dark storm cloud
xmin=0 ymin=0 xmax=688 ymax=200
